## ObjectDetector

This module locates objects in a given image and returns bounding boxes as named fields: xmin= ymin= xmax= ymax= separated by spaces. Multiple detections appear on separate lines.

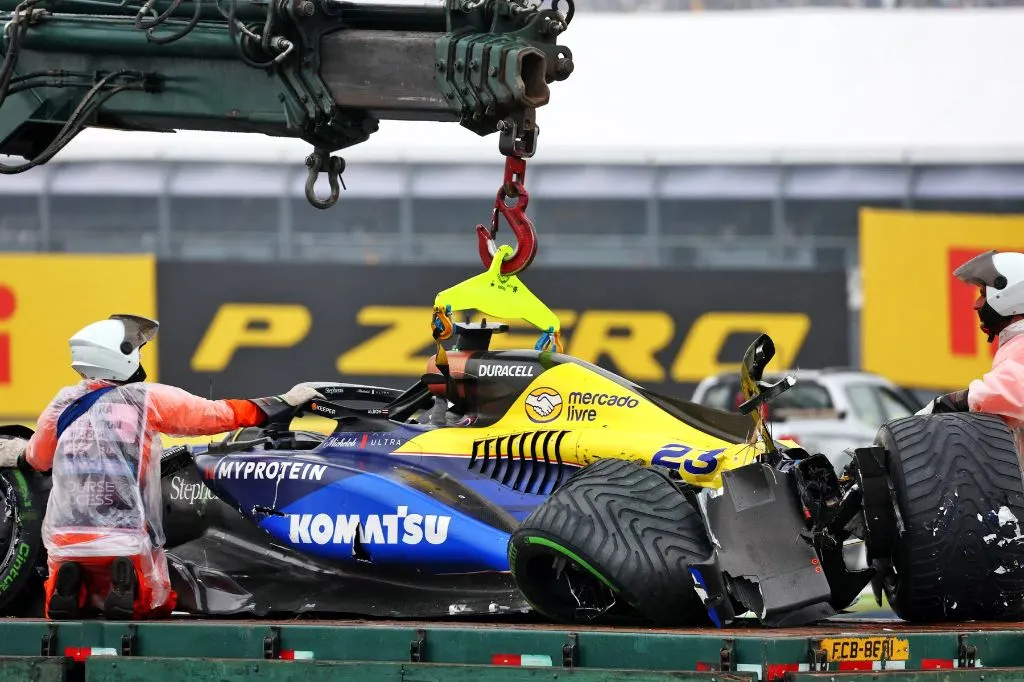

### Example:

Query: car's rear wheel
xmin=508 ymin=458 xmax=713 ymax=626
xmin=876 ymin=412 xmax=1024 ymax=622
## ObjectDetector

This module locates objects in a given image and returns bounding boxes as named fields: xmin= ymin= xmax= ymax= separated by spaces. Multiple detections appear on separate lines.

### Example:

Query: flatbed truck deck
xmin=0 ymin=613 xmax=1022 ymax=681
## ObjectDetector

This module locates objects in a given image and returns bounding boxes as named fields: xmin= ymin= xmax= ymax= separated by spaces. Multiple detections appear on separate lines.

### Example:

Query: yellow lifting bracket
xmin=431 ymin=244 xmax=563 ymax=359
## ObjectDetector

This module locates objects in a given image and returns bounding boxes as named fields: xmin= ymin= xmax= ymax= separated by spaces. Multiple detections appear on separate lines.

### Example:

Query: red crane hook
xmin=476 ymin=156 xmax=538 ymax=277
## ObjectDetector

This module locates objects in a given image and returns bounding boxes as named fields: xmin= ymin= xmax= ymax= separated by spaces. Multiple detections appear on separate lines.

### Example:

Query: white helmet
xmin=69 ymin=314 xmax=159 ymax=382
xmin=954 ymin=250 xmax=1024 ymax=317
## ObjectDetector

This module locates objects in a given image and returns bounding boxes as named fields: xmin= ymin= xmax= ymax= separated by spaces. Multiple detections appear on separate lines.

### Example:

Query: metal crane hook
xmin=476 ymin=180 xmax=537 ymax=277
xmin=304 ymin=148 xmax=346 ymax=210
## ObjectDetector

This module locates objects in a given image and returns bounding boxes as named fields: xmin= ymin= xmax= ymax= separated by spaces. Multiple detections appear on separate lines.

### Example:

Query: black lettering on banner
xmin=156 ymin=263 xmax=850 ymax=399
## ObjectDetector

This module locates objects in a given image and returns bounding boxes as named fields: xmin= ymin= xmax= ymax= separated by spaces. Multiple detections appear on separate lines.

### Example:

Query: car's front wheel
xmin=508 ymin=458 xmax=713 ymax=626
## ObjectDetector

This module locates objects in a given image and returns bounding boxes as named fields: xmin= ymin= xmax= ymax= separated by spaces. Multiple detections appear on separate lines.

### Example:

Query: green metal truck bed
xmin=0 ymin=616 xmax=1022 ymax=681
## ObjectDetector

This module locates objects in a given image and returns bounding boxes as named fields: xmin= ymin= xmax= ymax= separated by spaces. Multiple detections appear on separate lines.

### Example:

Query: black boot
xmin=47 ymin=562 xmax=83 ymax=620
xmin=103 ymin=557 xmax=138 ymax=620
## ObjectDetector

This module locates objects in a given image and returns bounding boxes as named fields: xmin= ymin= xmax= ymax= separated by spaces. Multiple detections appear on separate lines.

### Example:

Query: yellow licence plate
xmin=819 ymin=637 xmax=910 ymax=662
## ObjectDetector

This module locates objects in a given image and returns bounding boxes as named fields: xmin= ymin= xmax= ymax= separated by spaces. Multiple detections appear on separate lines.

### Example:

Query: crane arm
xmin=0 ymin=0 xmax=575 ymax=208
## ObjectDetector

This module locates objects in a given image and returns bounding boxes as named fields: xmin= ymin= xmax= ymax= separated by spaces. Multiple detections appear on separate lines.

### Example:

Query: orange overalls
xmin=25 ymin=380 xmax=264 ymax=619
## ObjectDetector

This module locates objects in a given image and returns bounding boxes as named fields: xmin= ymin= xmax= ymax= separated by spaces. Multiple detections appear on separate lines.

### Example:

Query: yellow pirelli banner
xmin=0 ymin=254 xmax=158 ymax=419
xmin=860 ymin=208 xmax=1024 ymax=391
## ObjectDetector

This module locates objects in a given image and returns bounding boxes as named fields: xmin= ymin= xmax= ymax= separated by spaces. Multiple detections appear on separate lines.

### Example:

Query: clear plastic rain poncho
xmin=33 ymin=380 xmax=169 ymax=610
xmin=42 ymin=382 xmax=164 ymax=553
xmin=26 ymin=379 xmax=266 ymax=611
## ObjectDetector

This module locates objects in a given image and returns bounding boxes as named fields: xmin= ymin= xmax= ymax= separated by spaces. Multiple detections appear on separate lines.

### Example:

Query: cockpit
xmin=416 ymin=320 xmax=518 ymax=427
xmin=193 ymin=316 xmax=760 ymax=462
xmin=198 ymin=323 xmax=510 ymax=457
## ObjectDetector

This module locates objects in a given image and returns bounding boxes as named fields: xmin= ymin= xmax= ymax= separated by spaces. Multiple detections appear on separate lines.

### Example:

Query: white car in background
xmin=690 ymin=368 xmax=932 ymax=471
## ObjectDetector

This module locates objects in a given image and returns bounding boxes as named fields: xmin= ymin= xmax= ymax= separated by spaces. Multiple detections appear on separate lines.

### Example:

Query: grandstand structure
xmin=1 ymin=10 xmax=1022 ymax=270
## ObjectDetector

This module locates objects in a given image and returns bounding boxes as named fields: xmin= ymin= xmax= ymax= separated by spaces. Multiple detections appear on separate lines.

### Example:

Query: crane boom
xmin=0 ymin=0 xmax=575 ymax=207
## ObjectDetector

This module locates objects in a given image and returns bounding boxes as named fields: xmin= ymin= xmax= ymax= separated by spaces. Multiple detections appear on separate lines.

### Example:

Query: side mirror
xmin=738 ymin=376 xmax=796 ymax=416
xmin=737 ymin=334 xmax=794 ymax=462
xmin=744 ymin=333 xmax=776 ymax=384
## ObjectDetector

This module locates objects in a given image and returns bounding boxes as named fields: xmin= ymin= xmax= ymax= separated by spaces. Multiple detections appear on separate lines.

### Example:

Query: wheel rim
xmin=516 ymin=538 xmax=629 ymax=622
xmin=0 ymin=478 xmax=13 ymax=548
xmin=0 ymin=474 xmax=23 ymax=579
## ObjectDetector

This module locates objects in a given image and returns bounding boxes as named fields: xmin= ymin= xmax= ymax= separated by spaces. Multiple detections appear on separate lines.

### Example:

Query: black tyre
xmin=0 ymin=464 xmax=50 ymax=616
xmin=508 ymin=458 xmax=712 ymax=626
xmin=877 ymin=412 xmax=1024 ymax=622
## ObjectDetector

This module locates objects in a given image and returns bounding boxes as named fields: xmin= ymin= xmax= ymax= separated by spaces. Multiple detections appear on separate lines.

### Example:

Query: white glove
xmin=0 ymin=438 xmax=27 ymax=469
xmin=279 ymin=383 xmax=325 ymax=407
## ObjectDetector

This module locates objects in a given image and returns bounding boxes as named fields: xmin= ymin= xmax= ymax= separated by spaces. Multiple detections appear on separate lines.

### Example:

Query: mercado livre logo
xmin=525 ymin=387 xmax=563 ymax=423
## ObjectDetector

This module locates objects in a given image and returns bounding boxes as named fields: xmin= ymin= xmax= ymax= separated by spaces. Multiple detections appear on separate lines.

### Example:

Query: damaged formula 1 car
xmin=0 ymin=321 xmax=785 ymax=620
xmin=508 ymin=334 xmax=1024 ymax=628
xmin=2 ymin=324 xmax=1022 ymax=626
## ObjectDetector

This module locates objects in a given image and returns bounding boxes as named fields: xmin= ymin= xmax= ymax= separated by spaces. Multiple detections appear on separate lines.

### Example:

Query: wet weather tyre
xmin=876 ymin=412 xmax=1024 ymax=622
xmin=0 ymin=466 xmax=49 ymax=616
xmin=508 ymin=458 xmax=712 ymax=626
